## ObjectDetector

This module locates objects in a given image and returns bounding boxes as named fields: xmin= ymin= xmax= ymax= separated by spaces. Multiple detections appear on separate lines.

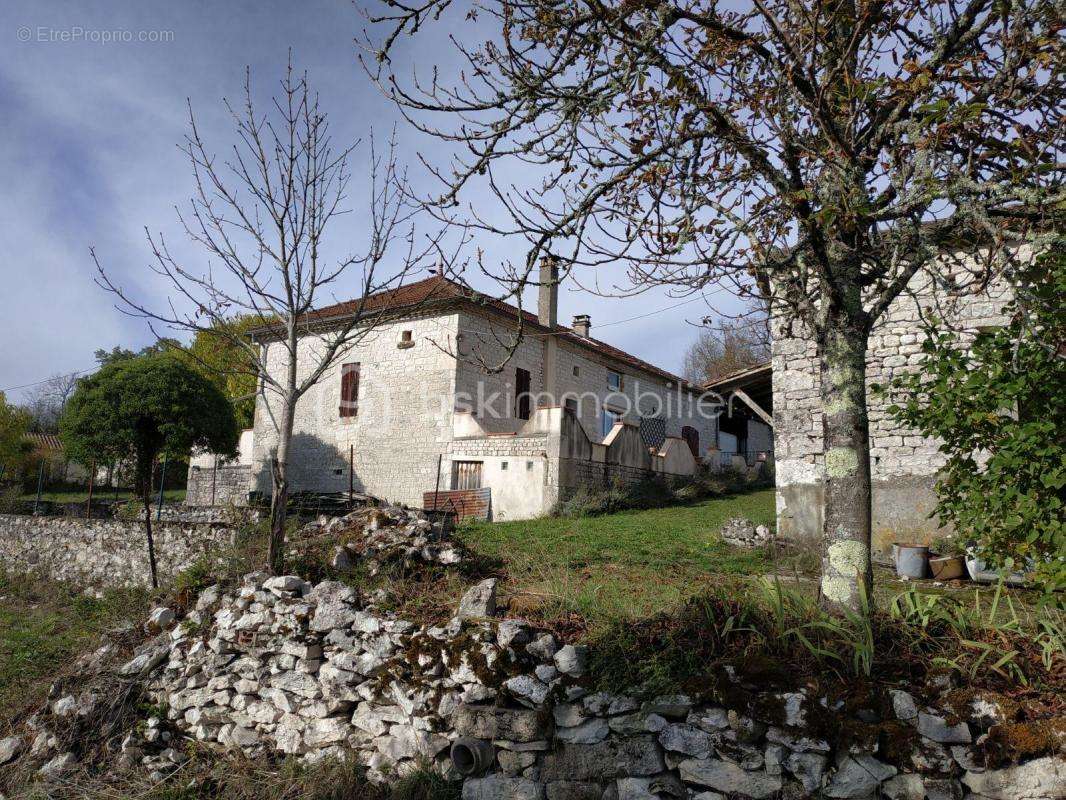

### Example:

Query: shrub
xmin=883 ymin=238 xmax=1066 ymax=594
xmin=553 ymin=464 xmax=764 ymax=519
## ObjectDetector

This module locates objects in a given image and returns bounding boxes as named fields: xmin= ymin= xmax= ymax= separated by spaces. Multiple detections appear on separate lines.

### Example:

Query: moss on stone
xmin=825 ymin=447 xmax=859 ymax=478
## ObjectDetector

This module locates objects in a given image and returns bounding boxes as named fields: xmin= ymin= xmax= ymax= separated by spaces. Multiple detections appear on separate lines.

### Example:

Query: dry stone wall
xmin=27 ymin=567 xmax=1061 ymax=799
xmin=2 ymin=507 xmax=1061 ymax=799
xmin=0 ymin=514 xmax=235 ymax=588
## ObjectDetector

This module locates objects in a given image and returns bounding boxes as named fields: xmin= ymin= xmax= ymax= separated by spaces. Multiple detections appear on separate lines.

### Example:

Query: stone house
xmin=189 ymin=267 xmax=723 ymax=520
xmin=722 ymin=248 xmax=1021 ymax=554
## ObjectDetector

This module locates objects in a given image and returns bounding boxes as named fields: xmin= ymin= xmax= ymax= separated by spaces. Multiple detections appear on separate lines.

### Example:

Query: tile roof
xmin=26 ymin=432 xmax=63 ymax=452
xmin=295 ymin=274 xmax=700 ymax=390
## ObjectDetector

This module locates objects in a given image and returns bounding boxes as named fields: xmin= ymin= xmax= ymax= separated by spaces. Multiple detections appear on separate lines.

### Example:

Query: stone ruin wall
xmin=13 ymin=570 xmax=1059 ymax=800
xmin=0 ymin=513 xmax=238 ymax=588
xmin=0 ymin=505 xmax=1061 ymax=799
xmin=772 ymin=260 xmax=1015 ymax=551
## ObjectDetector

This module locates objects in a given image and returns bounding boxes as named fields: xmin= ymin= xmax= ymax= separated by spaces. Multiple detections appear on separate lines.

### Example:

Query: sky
xmin=0 ymin=0 xmax=745 ymax=403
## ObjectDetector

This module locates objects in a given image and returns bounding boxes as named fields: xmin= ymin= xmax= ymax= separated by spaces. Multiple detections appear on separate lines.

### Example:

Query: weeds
xmin=3 ymin=751 xmax=458 ymax=800
xmin=553 ymin=466 xmax=765 ymax=519
xmin=587 ymin=578 xmax=1063 ymax=697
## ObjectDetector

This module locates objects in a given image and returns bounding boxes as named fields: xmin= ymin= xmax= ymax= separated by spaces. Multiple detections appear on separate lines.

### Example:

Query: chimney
xmin=572 ymin=314 xmax=591 ymax=338
xmin=537 ymin=257 xmax=559 ymax=329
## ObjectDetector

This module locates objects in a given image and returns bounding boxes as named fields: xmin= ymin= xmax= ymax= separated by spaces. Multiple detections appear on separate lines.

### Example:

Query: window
xmin=339 ymin=362 xmax=360 ymax=417
xmin=452 ymin=461 xmax=483 ymax=490
xmin=515 ymin=367 xmax=532 ymax=420
xmin=398 ymin=330 xmax=414 ymax=349
xmin=501 ymin=461 xmax=509 ymax=471
xmin=607 ymin=370 xmax=623 ymax=391
xmin=681 ymin=425 xmax=700 ymax=458
xmin=526 ymin=461 xmax=534 ymax=471
xmin=573 ymin=365 xmax=580 ymax=377
xmin=601 ymin=408 xmax=623 ymax=439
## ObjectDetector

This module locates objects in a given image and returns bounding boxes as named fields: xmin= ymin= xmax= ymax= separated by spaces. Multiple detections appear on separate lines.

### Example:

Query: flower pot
xmin=929 ymin=555 xmax=966 ymax=581
xmin=895 ymin=544 xmax=930 ymax=579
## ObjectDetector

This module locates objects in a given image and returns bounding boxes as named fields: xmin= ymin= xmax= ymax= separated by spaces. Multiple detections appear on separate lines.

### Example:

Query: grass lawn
xmin=458 ymin=488 xmax=785 ymax=636
xmin=0 ymin=572 xmax=150 ymax=725
xmin=18 ymin=488 xmax=186 ymax=504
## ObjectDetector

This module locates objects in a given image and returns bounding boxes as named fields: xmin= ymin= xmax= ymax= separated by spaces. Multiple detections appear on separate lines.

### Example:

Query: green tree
xmin=93 ymin=340 xmax=179 ymax=367
xmin=885 ymin=240 xmax=1065 ymax=594
xmin=179 ymin=317 xmax=260 ymax=429
xmin=0 ymin=392 xmax=31 ymax=476
xmin=60 ymin=356 xmax=239 ymax=587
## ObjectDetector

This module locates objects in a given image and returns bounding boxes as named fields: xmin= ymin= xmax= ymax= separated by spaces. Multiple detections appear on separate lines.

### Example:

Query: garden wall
xmin=0 ymin=514 xmax=236 ymax=588
xmin=24 ymin=571 xmax=1062 ymax=799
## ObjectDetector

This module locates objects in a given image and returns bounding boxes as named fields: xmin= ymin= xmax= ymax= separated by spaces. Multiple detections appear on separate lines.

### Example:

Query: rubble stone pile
xmin=1 ymin=506 xmax=1062 ymax=799
xmin=291 ymin=505 xmax=465 ymax=576
xmin=140 ymin=573 xmax=566 ymax=782
xmin=719 ymin=517 xmax=773 ymax=548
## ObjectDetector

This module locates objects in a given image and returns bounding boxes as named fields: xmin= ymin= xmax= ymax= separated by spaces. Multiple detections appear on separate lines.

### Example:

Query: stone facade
xmin=241 ymin=296 xmax=718 ymax=520
xmin=772 ymin=252 xmax=1018 ymax=551
xmin=251 ymin=314 xmax=461 ymax=508
xmin=0 ymin=513 xmax=236 ymax=588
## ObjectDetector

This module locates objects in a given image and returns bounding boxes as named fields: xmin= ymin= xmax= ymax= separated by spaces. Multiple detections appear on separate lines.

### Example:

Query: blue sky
xmin=0 ymin=1 xmax=743 ymax=401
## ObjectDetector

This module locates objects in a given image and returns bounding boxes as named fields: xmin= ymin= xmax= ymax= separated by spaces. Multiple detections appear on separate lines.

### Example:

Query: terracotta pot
xmin=929 ymin=555 xmax=967 ymax=581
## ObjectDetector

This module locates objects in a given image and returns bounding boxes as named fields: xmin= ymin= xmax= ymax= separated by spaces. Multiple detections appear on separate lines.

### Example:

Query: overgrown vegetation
xmin=588 ymin=576 xmax=1065 ymax=701
xmin=4 ymin=749 xmax=458 ymax=800
xmin=553 ymin=466 xmax=768 ymax=519
xmin=0 ymin=571 xmax=151 ymax=726
xmin=885 ymin=239 xmax=1066 ymax=594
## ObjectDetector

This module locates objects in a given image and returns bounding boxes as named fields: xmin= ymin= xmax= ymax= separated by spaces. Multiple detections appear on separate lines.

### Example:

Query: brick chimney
xmin=572 ymin=314 xmax=591 ymax=338
xmin=538 ymin=257 xmax=559 ymax=329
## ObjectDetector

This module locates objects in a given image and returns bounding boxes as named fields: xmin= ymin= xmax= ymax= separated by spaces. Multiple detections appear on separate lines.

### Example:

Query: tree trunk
xmin=817 ymin=323 xmax=873 ymax=615
xmin=267 ymin=398 xmax=296 ymax=574
xmin=138 ymin=455 xmax=160 ymax=589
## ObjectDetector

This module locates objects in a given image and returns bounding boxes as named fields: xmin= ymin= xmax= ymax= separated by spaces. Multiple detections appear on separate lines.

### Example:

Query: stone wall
xmin=251 ymin=314 xmax=462 ymax=508
xmin=772 ymin=254 xmax=1017 ymax=551
xmin=18 ymin=569 xmax=1061 ymax=799
xmin=246 ymin=306 xmax=718 ymax=517
xmin=185 ymin=463 xmax=252 ymax=507
xmin=0 ymin=514 xmax=235 ymax=588
xmin=4 ymin=509 xmax=1060 ymax=798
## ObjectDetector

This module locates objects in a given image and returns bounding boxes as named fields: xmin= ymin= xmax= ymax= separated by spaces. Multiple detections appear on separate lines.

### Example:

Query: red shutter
xmin=339 ymin=362 xmax=360 ymax=417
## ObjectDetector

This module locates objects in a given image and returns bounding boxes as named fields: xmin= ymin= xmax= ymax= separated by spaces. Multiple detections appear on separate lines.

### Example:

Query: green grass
xmin=458 ymin=488 xmax=781 ymax=635
xmin=18 ymin=488 xmax=187 ymax=504
xmin=0 ymin=571 xmax=150 ymax=724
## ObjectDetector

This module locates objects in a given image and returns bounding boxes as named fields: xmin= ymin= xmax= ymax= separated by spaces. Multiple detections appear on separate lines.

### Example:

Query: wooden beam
xmin=732 ymin=389 xmax=774 ymax=427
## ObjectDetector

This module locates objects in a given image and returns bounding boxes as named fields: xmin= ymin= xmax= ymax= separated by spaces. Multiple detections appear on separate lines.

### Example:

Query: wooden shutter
xmin=515 ymin=367 xmax=531 ymax=420
xmin=339 ymin=362 xmax=360 ymax=417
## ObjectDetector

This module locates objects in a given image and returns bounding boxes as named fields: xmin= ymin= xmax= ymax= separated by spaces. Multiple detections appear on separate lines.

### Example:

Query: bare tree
xmin=23 ymin=373 xmax=80 ymax=433
xmin=367 ymin=1 xmax=1063 ymax=613
xmin=94 ymin=61 xmax=450 ymax=572
xmin=684 ymin=306 xmax=771 ymax=385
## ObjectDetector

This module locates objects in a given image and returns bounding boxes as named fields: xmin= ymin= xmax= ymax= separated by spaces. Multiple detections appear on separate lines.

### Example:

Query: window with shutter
xmin=339 ymin=362 xmax=360 ymax=417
